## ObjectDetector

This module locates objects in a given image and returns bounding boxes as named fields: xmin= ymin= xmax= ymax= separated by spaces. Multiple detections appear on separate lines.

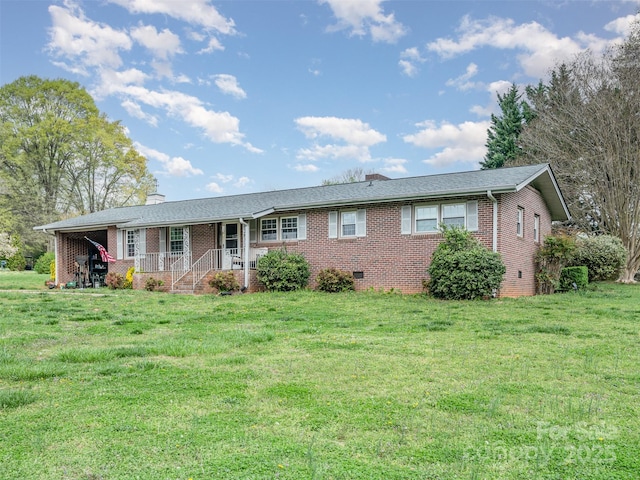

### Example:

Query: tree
xmin=518 ymin=20 xmax=640 ymax=282
xmin=480 ymin=84 xmax=528 ymax=169
xmin=0 ymin=76 xmax=154 ymax=252
xmin=322 ymin=167 xmax=376 ymax=185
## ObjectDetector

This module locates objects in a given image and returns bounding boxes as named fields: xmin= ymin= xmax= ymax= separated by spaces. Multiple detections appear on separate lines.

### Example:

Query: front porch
xmin=134 ymin=247 xmax=267 ymax=293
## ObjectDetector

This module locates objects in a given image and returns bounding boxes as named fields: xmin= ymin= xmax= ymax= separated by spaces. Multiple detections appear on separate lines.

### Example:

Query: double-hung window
xmin=126 ymin=230 xmax=136 ymax=258
xmin=517 ymin=207 xmax=524 ymax=237
xmin=258 ymin=215 xmax=305 ymax=241
xmin=281 ymin=217 xmax=298 ymax=239
xmin=341 ymin=211 xmax=357 ymax=237
xmin=261 ymin=218 xmax=278 ymax=241
xmin=415 ymin=206 xmax=438 ymax=233
xmin=170 ymin=226 xmax=184 ymax=253
xmin=403 ymin=201 xmax=478 ymax=234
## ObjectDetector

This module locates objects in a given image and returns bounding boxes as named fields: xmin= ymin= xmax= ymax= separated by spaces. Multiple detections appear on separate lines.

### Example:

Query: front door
xmin=222 ymin=223 xmax=239 ymax=269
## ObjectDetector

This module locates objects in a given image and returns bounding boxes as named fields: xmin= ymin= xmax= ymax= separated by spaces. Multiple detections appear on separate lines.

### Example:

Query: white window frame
xmin=170 ymin=226 xmax=185 ymax=253
xmin=341 ymin=211 xmax=357 ymax=237
xmin=329 ymin=209 xmax=366 ymax=238
xmin=125 ymin=230 xmax=136 ymax=258
xmin=517 ymin=207 xmax=524 ymax=237
xmin=534 ymin=214 xmax=540 ymax=242
xmin=258 ymin=215 xmax=306 ymax=242
xmin=409 ymin=201 xmax=478 ymax=234
xmin=415 ymin=205 xmax=439 ymax=233
xmin=260 ymin=218 xmax=278 ymax=241
xmin=281 ymin=216 xmax=298 ymax=240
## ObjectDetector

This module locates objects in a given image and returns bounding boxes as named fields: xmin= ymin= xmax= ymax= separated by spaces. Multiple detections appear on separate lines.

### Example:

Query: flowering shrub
xmin=316 ymin=268 xmax=355 ymax=293
xmin=105 ymin=272 xmax=124 ymax=289
xmin=124 ymin=267 xmax=135 ymax=289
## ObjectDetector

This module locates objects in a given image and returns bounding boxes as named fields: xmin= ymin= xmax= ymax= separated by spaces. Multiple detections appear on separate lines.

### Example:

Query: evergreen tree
xmin=481 ymin=84 xmax=527 ymax=169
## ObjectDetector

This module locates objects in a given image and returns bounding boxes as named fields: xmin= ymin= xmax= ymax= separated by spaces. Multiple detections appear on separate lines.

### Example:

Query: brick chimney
xmin=365 ymin=173 xmax=390 ymax=181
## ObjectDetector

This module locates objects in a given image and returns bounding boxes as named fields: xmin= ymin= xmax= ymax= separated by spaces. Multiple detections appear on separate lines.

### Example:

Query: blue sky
xmin=1 ymin=1 xmax=638 ymax=201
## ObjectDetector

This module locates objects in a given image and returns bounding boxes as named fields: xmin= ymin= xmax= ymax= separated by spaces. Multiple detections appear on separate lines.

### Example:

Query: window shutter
xmin=249 ymin=220 xmax=257 ymax=243
xmin=159 ymin=228 xmax=166 ymax=253
xmin=401 ymin=206 xmax=412 ymax=234
xmin=138 ymin=228 xmax=146 ymax=255
xmin=328 ymin=211 xmax=338 ymax=238
xmin=466 ymin=201 xmax=478 ymax=231
xmin=298 ymin=214 xmax=307 ymax=240
xmin=116 ymin=229 xmax=124 ymax=260
xmin=356 ymin=209 xmax=366 ymax=237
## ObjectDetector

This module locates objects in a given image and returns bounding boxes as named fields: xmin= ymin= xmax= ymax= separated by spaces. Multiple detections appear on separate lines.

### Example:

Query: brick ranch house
xmin=34 ymin=163 xmax=569 ymax=296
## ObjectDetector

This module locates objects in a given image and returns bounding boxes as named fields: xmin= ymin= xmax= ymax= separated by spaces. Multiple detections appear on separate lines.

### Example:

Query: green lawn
xmin=0 ymin=272 xmax=638 ymax=479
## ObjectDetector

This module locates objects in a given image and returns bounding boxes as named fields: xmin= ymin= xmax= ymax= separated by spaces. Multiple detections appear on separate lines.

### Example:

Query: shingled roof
xmin=35 ymin=163 xmax=569 ymax=232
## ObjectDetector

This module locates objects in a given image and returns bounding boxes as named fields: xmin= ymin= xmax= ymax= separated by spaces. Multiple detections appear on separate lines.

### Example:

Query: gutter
xmin=238 ymin=218 xmax=250 ymax=290
xmin=487 ymin=190 xmax=498 ymax=253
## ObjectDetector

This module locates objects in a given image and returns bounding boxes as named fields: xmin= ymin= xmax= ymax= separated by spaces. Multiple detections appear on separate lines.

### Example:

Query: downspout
xmin=238 ymin=218 xmax=249 ymax=290
xmin=486 ymin=190 xmax=498 ymax=253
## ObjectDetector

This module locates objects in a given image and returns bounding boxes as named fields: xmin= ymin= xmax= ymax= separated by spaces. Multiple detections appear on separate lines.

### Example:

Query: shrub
xmin=124 ymin=267 xmax=135 ymax=289
xmin=209 ymin=271 xmax=240 ymax=293
xmin=427 ymin=226 xmax=506 ymax=300
xmin=105 ymin=272 xmax=124 ymax=289
xmin=569 ymin=235 xmax=626 ymax=282
xmin=144 ymin=277 xmax=164 ymax=291
xmin=256 ymin=248 xmax=310 ymax=292
xmin=559 ymin=266 xmax=589 ymax=291
xmin=34 ymin=252 xmax=55 ymax=274
xmin=316 ymin=267 xmax=355 ymax=293
xmin=7 ymin=252 xmax=26 ymax=271
xmin=535 ymin=235 xmax=576 ymax=294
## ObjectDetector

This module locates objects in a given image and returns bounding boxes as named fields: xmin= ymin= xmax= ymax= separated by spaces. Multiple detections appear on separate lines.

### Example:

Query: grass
xmin=0 ymin=271 xmax=638 ymax=479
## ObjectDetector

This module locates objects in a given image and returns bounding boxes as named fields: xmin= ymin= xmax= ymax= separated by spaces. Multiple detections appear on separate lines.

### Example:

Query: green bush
xmin=316 ymin=267 xmax=355 ymax=293
xmin=559 ymin=266 xmax=589 ymax=291
xmin=569 ymin=235 xmax=626 ymax=282
xmin=34 ymin=252 xmax=55 ymax=275
xmin=209 ymin=271 xmax=240 ymax=293
xmin=427 ymin=226 xmax=506 ymax=300
xmin=144 ymin=277 xmax=164 ymax=291
xmin=256 ymin=249 xmax=310 ymax=292
xmin=535 ymin=235 xmax=576 ymax=294
xmin=7 ymin=252 xmax=26 ymax=271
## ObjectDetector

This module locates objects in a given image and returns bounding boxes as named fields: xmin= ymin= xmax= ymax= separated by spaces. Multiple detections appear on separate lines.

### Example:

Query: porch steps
xmin=171 ymin=269 xmax=212 ymax=294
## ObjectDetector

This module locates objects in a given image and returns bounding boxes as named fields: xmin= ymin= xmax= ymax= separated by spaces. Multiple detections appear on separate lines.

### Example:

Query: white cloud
xmin=319 ymin=0 xmax=407 ymax=43
xmin=130 ymin=24 xmax=183 ymax=60
xmin=399 ymin=47 xmax=425 ymax=77
xmin=213 ymin=74 xmax=247 ymax=99
xmin=214 ymin=173 xmax=234 ymax=183
xmin=381 ymin=158 xmax=407 ymax=174
xmin=403 ymin=120 xmax=490 ymax=168
xmin=47 ymin=3 xmax=132 ymax=72
xmin=234 ymin=176 xmax=250 ymax=188
xmin=445 ymin=63 xmax=480 ymax=91
xmin=198 ymin=37 xmax=225 ymax=54
xmin=295 ymin=116 xmax=386 ymax=162
xmin=427 ymin=15 xmax=623 ymax=79
xmin=294 ymin=164 xmax=320 ymax=172
xmin=107 ymin=0 xmax=236 ymax=34
xmin=206 ymin=182 xmax=224 ymax=193
xmin=135 ymin=142 xmax=203 ymax=177
xmin=121 ymin=99 xmax=158 ymax=126
xmin=604 ymin=14 xmax=639 ymax=36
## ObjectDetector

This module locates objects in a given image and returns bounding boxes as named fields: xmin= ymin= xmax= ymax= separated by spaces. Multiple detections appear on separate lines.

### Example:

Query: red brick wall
xmin=251 ymin=195 xmax=498 ymax=294
xmin=497 ymin=186 xmax=551 ymax=297
xmin=55 ymin=189 xmax=552 ymax=296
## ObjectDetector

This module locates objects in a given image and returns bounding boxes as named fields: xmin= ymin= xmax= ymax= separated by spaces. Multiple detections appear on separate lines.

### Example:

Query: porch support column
xmin=487 ymin=190 xmax=498 ymax=253
xmin=239 ymin=218 xmax=250 ymax=289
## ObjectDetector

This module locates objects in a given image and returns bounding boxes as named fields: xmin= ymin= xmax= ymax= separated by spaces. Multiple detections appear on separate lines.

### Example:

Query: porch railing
xmin=191 ymin=249 xmax=223 ymax=290
xmin=171 ymin=252 xmax=193 ymax=291
xmin=137 ymin=252 xmax=184 ymax=273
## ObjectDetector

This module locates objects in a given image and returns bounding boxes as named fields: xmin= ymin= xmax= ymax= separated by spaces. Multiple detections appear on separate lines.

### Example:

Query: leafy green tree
xmin=519 ymin=20 xmax=640 ymax=281
xmin=481 ymin=84 xmax=528 ymax=169
xmin=0 ymin=76 xmax=154 ymax=252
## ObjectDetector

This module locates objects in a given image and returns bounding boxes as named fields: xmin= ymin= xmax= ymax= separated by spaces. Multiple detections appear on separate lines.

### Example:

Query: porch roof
xmin=34 ymin=163 xmax=569 ymax=232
